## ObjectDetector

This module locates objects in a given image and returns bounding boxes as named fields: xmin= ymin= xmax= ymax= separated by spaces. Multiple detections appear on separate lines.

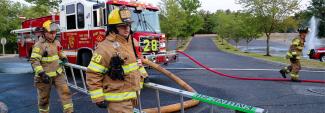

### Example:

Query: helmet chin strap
xmin=42 ymin=34 xmax=54 ymax=43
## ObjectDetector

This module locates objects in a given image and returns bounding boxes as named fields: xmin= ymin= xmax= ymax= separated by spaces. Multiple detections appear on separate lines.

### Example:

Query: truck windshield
xmin=131 ymin=9 xmax=161 ymax=33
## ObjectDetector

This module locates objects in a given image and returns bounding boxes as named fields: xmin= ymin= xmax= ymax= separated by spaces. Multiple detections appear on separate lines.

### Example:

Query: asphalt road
xmin=0 ymin=35 xmax=325 ymax=113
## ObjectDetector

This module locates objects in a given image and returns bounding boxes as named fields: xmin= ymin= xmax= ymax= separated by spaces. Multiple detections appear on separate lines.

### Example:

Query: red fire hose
xmin=177 ymin=50 xmax=325 ymax=83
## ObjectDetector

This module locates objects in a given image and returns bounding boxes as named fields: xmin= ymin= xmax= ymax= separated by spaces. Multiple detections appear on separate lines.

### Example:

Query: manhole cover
xmin=0 ymin=101 xmax=8 ymax=113
xmin=307 ymin=88 xmax=325 ymax=96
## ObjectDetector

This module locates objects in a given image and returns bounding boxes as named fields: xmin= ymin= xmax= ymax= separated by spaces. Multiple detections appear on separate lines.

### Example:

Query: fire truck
xmin=11 ymin=0 xmax=178 ymax=66
xmin=308 ymin=47 xmax=325 ymax=62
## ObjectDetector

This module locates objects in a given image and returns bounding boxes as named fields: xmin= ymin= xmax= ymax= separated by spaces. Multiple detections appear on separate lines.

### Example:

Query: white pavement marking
xmin=165 ymin=68 xmax=325 ymax=73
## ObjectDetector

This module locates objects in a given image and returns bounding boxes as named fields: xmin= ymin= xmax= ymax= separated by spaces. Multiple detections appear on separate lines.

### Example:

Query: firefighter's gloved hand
xmin=108 ymin=67 xmax=125 ymax=80
xmin=43 ymin=51 xmax=48 ymax=57
xmin=38 ymin=71 xmax=50 ymax=84
xmin=95 ymin=101 xmax=108 ymax=109
xmin=60 ymin=58 xmax=68 ymax=65
xmin=108 ymin=55 xmax=125 ymax=80
xmin=144 ymin=77 xmax=150 ymax=83
xmin=290 ymin=55 xmax=298 ymax=62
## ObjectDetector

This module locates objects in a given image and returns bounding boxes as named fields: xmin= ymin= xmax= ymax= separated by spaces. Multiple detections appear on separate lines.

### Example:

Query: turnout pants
xmin=106 ymin=99 xmax=139 ymax=113
xmin=35 ymin=74 xmax=73 ymax=113
xmin=282 ymin=60 xmax=301 ymax=80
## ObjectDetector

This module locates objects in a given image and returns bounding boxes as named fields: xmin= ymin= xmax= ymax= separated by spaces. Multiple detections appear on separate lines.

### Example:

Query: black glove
xmin=38 ymin=71 xmax=50 ymax=84
xmin=290 ymin=55 xmax=298 ymax=62
xmin=43 ymin=51 xmax=48 ymax=57
xmin=108 ymin=67 xmax=125 ymax=80
xmin=95 ymin=101 xmax=108 ymax=109
xmin=108 ymin=55 xmax=125 ymax=80
xmin=60 ymin=58 xmax=68 ymax=65
xmin=144 ymin=77 xmax=150 ymax=83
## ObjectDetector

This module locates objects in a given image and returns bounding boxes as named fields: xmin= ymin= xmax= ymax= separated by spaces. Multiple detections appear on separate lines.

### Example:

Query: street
xmin=0 ymin=35 xmax=325 ymax=113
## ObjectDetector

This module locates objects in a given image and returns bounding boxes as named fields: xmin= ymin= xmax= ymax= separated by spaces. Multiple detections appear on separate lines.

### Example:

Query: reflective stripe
xmin=140 ymin=82 xmax=144 ymax=89
xmin=297 ymin=46 xmax=303 ymax=50
xmin=138 ymin=67 xmax=147 ymax=74
xmin=88 ymin=61 xmax=108 ymax=74
xmin=290 ymin=73 xmax=299 ymax=77
xmin=35 ymin=66 xmax=43 ymax=75
xmin=292 ymin=39 xmax=300 ymax=45
xmin=41 ymin=55 xmax=60 ymax=62
xmin=104 ymin=91 xmax=137 ymax=101
xmin=89 ymin=89 xmax=104 ymax=99
xmin=39 ymin=106 xmax=49 ymax=112
xmin=122 ymin=63 xmax=139 ymax=74
xmin=291 ymin=52 xmax=297 ymax=55
xmin=284 ymin=67 xmax=290 ymax=73
xmin=287 ymin=52 xmax=293 ymax=57
xmin=31 ymin=53 xmax=42 ymax=59
xmin=296 ymin=56 xmax=301 ymax=59
xmin=45 ymin=68 xmax=63 ymax=77
xmin=57 ymin=68 xmax=63 ymax=74
xmin=33 ymin=47 xmax=41 ymax=53
xmin=63 ymin=103 xmax=73 ymax=110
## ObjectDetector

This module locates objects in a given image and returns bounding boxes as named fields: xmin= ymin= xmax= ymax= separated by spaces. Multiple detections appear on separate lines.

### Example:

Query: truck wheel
xmin=80 ymin=52 xmax=92 ymax=67
xmin=320 ymin=55 xmax=325 ymax=62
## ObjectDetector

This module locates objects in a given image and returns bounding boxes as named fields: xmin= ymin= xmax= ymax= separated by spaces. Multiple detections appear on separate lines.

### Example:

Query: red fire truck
xmin=11 ymin=0 xmax=178 ymax=66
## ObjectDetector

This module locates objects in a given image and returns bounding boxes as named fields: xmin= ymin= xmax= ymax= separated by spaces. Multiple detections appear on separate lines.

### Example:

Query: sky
xmin=12 ymin=0 xmax=311 ymax=12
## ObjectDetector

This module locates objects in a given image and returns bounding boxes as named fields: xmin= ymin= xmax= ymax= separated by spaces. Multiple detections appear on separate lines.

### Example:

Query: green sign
xmin=192 ymin=94 xmax=260 ymax=113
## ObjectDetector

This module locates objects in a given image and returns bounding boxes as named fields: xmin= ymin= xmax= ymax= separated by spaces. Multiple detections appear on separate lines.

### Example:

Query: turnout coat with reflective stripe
xmin=287 ymin=37 xmax=304 ymax=59
xmin=86 ymin=33 xmax=148 ymax=103
xmin=30 ymin=38 xmax=66 ymax=77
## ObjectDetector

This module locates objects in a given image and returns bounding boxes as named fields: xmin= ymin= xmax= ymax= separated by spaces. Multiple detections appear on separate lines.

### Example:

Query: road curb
xmin=0 ymin=54 xmax=18 ymax=59
xmin=212 ymin=37 xmax=325 ymax=71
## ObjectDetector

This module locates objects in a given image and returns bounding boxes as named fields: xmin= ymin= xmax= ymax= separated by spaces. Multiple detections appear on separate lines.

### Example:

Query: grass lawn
xmin=213 ymin=36 xmax=325 ymax=69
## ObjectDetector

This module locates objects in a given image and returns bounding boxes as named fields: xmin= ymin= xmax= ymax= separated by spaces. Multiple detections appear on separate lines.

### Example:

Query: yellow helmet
xmin=108 ymin=7 xmax=133 ymax=25
xmin=42 ymin=20 xmax=58 ymax=32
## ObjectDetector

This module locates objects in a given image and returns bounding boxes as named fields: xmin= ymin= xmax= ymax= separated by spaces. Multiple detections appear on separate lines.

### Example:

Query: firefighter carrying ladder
xmin=62 ymin=63 xmax=266 ymax=113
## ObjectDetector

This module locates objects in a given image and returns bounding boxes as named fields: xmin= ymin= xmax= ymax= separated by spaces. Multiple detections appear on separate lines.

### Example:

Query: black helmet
xmin=298 ymin=27 xmax=309 ymax=33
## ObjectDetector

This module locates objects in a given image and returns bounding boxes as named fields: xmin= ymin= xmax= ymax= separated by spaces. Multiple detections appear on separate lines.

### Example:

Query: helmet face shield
xmin=108 ymin=6 xmax=133 ymax=25
xmin=49 ymin=22 xmax=59 ymax=32
xmin=119 ymin=9 xmax=132 ymax=24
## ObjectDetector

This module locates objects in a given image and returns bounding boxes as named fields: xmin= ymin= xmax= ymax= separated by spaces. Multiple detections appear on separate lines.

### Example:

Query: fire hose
xmin=177 ymin=50 xmax=325 ymax=84
xmin=142 ymin=59 xmax=200 ymax=113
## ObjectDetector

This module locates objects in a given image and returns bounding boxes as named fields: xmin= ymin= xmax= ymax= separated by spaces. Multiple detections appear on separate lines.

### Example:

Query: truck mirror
xmin=134 ymin=6 xmax=143 ymax=14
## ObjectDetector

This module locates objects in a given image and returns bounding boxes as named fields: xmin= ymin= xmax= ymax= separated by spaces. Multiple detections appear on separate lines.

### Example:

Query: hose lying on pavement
xmin=177 ymin=50 xmax=325 ymax=84
xmin=142 ymin=59 xmax=200 ymax=113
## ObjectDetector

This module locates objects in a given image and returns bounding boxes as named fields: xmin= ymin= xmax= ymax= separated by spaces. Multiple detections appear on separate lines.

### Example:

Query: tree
xmin=159 ymin=0 xmax=203 ymax=44
xmin=239 ymin=13 xmax=263 ymax=51
xmin=237 ymin=0 xmax=299 ymax=56
xmin=213 ymin=11 xmax=236 ymax=45
xmin=0 ymin=0 xmax=25 ymax=53
xmin=159 ymin=0 xmax=186 ymax=39
xmin=178 ymin=0 xmax=204 ymax=37
xmin=25 ymin=0 xmax=60 ymax=10
xmin=197 ymin=10 xmax=216 ymax=34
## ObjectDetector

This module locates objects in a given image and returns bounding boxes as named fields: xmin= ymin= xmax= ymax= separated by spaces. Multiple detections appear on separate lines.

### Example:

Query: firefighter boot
xmin=290 ymin=73 xmax=301 ymax=82
xmin=279 ymin=69 xmax=287 ymax=78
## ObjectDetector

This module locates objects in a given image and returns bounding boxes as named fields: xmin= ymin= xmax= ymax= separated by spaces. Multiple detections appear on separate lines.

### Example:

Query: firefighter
xmin=279 ymin=27 xmax=309 ymax=82
xmin=86 ymin=6 xmax=148 ymax=113
xmin=30 ymin=20 xmax=74 ymax=113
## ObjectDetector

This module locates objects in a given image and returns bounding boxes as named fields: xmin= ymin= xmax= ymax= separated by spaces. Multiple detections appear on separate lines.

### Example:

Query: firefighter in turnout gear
xmin=86 ymin=6 xmax=148 ymax=113
xmin=280 ymin=27 xmax=309 ymax=82
xmin=30 ymin=20 xmax=73 ymax=113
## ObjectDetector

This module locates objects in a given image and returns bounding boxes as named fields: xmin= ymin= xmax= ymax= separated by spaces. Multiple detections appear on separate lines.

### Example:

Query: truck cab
xmin=11 ymin=0 xmax=178 ymax=66
xmin=59 ymin=0 xmax=177 ymax=66
xmin=308 ymin=47 xmax=325 ymax=62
